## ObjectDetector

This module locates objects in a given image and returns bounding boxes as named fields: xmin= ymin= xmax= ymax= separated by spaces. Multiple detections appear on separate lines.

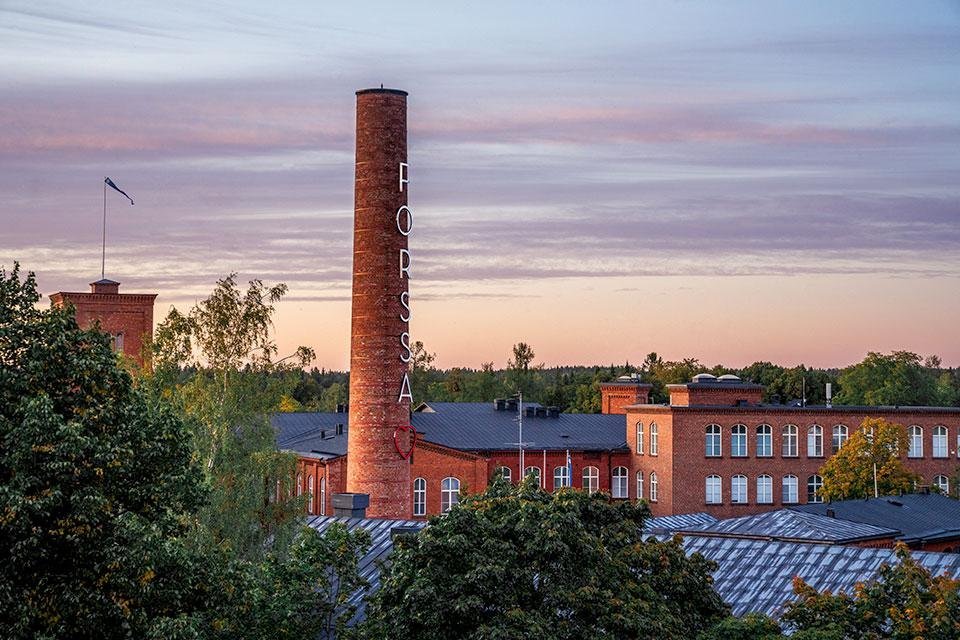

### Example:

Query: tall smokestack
xmin=346 ymin=87 xmax=412 ymax=518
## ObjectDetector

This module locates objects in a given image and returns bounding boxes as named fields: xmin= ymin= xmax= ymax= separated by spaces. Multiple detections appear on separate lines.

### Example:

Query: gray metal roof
xmin=272 ymin=402 xmax=628 ymax=456
xmin=679 ymin=535 xmax=960 ymax=617
xmin=678 ymin=509 xmax=898 ymax=544
xmin=791 ymin=493 xmax=960 ymax=544
xmin=643 ymin=512 xmax=718 ymax=535
xmin=306 ymin=515 xmax=426 ymax=623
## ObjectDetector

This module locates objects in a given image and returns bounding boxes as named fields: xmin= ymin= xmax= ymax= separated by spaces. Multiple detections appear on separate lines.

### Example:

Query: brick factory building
xmin=50 ymin=278 xmax=156 ymax=367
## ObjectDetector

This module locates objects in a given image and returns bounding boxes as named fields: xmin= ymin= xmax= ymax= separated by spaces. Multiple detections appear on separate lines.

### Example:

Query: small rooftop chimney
xmin=332 ymin=493 xmax=369 ymax=518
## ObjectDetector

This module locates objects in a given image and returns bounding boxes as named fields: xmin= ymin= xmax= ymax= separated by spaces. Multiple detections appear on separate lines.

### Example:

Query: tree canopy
xmin=817 ymin=418 xmax=918 ymax=502
xmin=359 ymin=479 xmax=729 ymax=640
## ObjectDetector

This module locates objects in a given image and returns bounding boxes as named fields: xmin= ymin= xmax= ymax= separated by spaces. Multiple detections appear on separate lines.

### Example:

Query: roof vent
xmin=717 ymin=374 xmax=741 ymax=382
xmin=524 ymin=406 xmax=536 ymax=418
xmin=535 ymin=407 xmax=547 ymax=418
xmin=826 ymin=508 xmax=835 ymax=518
xmin=692 ymin=373 xmax=717 ymax=383
xmin=494 ymin=398 xmax=506 ymax=411
xmin=547 ymin=406 xmax=560 ymax=418
xmin=320 ymin=429 xmax=326 ymax=439
xmin=506 ymin=398 xmax=518 ymax=412
xmin=336 ymin=403 xmax=348 ymax=413
xmin=336 ymin=423 xmax=344 ymax=436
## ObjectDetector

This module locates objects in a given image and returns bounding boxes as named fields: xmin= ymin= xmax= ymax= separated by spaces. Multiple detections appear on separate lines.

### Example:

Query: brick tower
xmin=346 ymin=87 xmax=413 ymax=518
xmin=50 ymin=279 xmax=157 ymax=367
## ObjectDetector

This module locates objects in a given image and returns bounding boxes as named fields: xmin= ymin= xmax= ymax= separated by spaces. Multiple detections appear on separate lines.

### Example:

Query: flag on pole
xmin=104 ymin=177 xmax=134 ymax=205
xmin=565 ymin=449 xmax=573 ymax=488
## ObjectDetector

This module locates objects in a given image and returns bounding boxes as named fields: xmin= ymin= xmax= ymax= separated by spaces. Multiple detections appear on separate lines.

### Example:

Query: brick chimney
xmin=345 ymin=87 xmax=412 ymax=518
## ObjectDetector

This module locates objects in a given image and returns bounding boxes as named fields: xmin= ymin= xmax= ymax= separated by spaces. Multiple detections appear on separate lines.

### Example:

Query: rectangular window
xmin=731 ymin=476 xmax=747 ymax=504
xmin=782 ymin=477 xmax=798 ymax=504
xmin=757 ymin=476 xmax=772 ymax=504
xmin=705 ymin=476 xmax=722 ymax=504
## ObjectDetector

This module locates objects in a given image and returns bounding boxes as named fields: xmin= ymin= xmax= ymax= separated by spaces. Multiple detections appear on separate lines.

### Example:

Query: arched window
xmin=114 ymin=332 xmax=124 ymax=353
xmin=705 ymin=475 xmax=722 ymax=504
xmin=413 ymin=477 xmax=426 ymax=516
xmin=705 ymin=424 xmax=722 ymax=457
xmin=441 ymin=477 xmax=460 ymax=512
xmin=934 ymin=475 xmax=950 ymax=495
xmin=524 ymin=466 xmax=542 ymax=488
xmin=307 ymin=476 xmax=315 ymax=515
xmin=496 ymin=466 xmax=512 ymax=482
xmin=636 ymin=421 xmax=644 ymax=454
xmin=832 ymin=425 xmax=848 ymax=454
xmin=649 ymin=472 xmax=658 ymax=502
xmin=553 ymin=466 xmax=569 ymax=491
xmin=782 ymin=475 xmax=798 ymax=504
xmin=319 ymin=476 xmax=326 ymax=516
xmin=807 ymin=475 xmax=823 ymax=503
xmin=756 ymin=424 xmax=772 ymax=457
xmin=933 ymin=426 xmax=948 ymax=458
xmin=582 ymin=466 xmax=599 ymax=493
xmin=782 ymin=425 xmax=798 ymax=457
xmin=650 ymin=423 xmax=659 ymax=456
xmin=808 ymin=425 xmax=823 ymax=457
xmin=636 ymin=471 xmax=644 ymax=500
xmin=612 ymin=466 xmax=628 ymax=499
xmin=908 ymin=425 xmax=923 ymax=458
xmin=757 ymin=474 xmax=773 ymax=504
xmin=731 ymin=424 xmax=747 ymax=457
xmin=731 ymin=475 xmax=748 ymax=504
xmin=296 ymin=473 xmax=303 ymax=497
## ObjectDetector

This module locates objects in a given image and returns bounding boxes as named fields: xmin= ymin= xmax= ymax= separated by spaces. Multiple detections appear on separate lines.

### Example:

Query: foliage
xmin=0 ymin=264 xmax=214 ymax=638
xmin=818 ymin=418 xmax=918 ymax=501
xmin=697 ymin=613 xmax=785 ymax=640
xmin=781 ymin=543 xmax=960 ymax=640
xmin=359 ymin=479 xmax=729 ymax=640
xmin=836 ymin=351 xmax=942 ymax=407
xmin=147 ymin=274 xmax=314 ymax=560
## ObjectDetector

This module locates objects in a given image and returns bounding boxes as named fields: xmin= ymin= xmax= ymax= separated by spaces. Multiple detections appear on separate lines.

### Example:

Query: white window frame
xmin=636 ymin=470 xmax=644 ymax=500
xmin=782 ymin=424 xmax=798 ymax=457
xmin=782 ymin=475 xmax=798 ymax=504
xmin=496 ymin=466 xmax=512 ymax=482
xmin=441 ymin=477 xmax=460 ymax=512
xmin=832 ymin=425 xmax=848 ymax=454
xmin=807 ymin=475 xmax=823 ymax=503
xmin=307 ymin=476 xmax=315 ymax=515
xmin=553 ymin=466 xmax=569 ymax=491
xmin=808 ymin=425 xmax=823 ymax=457
xmin=650 ymin=423 xmax=659 ymax=456
xmin=319 ymin=476 xmax=326 ymax=516
xmin=636 ymin=421 xmax=644 ymax=454
xmin=705 ymin=475 xmax=722 ymax=504
xmin=731 ymin=424 xmax=747 ymax=457
xmin=705 ymin=424 xmax=722 ymax=457
xmin=908 ymin=425 xmax=923 ymax=458
xmin=934 ymin=474 xmax=950 ymax=495
xmin=296 ymin=473 xmax=303 ymax=498
xmin=756 ymin=424 xmax=772 ymax=457
xmin=582 ymin=466 xmax=599 ymax=493
xmin=413 ymin=477 xmax=426 ymax=516
xmin=649 ymin=472 xmax=658 ymax=502
xmin=757 ymin=474 xmax=772 ymax=504
xmin=933 ymin=426 xmax=948 ymax=459
xmin=524 ymin=466 xmax=542 ymax=488
xmin=612 ymin=466 xmax=628 ymax=499
xmin=731 ymin=474 xmax=748 ymax=504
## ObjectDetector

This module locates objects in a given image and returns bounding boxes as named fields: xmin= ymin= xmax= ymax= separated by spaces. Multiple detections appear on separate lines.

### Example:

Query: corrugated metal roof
xmin=678 ymin=535 xmax=960 ymax=617
xmin=272 ymin=403 xmax=628 ymax=455
xmin=643 ymin=512 xmax=718 ymax=534
xmin=306 ymin=515 xmax=426 ymax=622
xmin=679 ymin=509 xmax=898 ymax=544
xmin=791 ymin=493 xmax=960 ymax=544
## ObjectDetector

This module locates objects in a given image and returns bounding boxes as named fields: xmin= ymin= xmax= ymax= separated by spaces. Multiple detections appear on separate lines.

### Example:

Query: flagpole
xmin=101 ymin=178 xmax=107 ymax=279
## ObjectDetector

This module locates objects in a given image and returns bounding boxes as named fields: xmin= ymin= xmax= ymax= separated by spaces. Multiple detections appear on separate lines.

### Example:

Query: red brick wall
xmin=629 ymin=411 xmax=675 ymax=516
xmin=409 ymin=441 xmax=488 ymax=517
xmin=600 ymin=383 xmax=652 ymax=414
xmin=50 ymin=290 xmax=156 ymax=367
xmin=486 ymin=449 xmax=633 ymax=497
xmin=627 ymin=405 xmax=960 ymax=518
xmin=668 ymin=386 xmax=764 ymax=407
xmin=296 ymin=457 xmax=346 ymax=516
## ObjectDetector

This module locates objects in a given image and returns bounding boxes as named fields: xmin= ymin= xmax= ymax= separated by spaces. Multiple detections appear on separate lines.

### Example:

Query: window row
xmin=295 ymin=473 xmax=327 ymax=516
xmin=501 ymin=465 xmax=635 ymax=499
xmin=412 ymin=477 xmax=461 ymax=515
xmin=635 ymin=422 xmax=659 ymax=456
xmin=704 ymin=423 xmax=956 ymax=459
xmin=704 ymin=474 xmax=823 ymax=505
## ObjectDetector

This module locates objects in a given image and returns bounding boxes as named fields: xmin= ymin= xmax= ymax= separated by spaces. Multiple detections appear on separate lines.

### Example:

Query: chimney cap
xmin=356 ymin=87 xmax=408 ymax=97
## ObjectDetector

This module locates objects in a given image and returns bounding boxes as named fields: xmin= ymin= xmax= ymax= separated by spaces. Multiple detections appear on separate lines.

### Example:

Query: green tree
xmin=697 ymin=613 xmax=785 ymax=640
xmin=0 ymin=264 xmax=216 ymax=638
xmin=359 ymin=479 xmax=728 ymax=639
xmin=507 ymin=341 xmax=538 ymax=395
xmin=818 ymin=418 xmax=918 ymax=501
xmin=781 ymin=543 xmax=960 ymax=639
xmin=148 ymin=274 xmax=314 ymax=560
xmin=835 ymin=352 xmax=941 ymax=407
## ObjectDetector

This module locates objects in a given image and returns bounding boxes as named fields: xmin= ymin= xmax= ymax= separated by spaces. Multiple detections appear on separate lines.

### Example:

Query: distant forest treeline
xmin=284 ymin=346 xmax=960 ymax=414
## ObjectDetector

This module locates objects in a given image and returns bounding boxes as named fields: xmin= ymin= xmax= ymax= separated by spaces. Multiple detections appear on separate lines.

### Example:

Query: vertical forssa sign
xmin=397 ymin=161 xmax=413 ymax=403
